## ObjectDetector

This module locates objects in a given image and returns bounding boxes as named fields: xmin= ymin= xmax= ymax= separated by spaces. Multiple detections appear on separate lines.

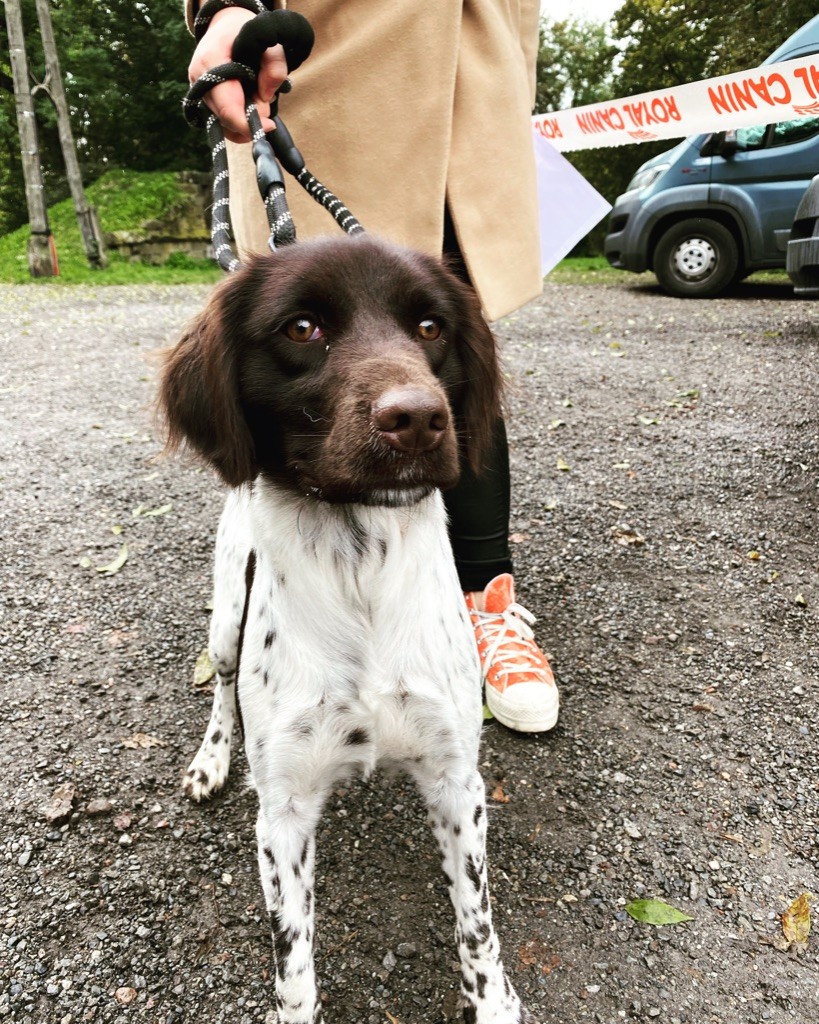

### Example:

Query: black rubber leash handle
xmin=231 ymin=10 xmax=315 ymax=88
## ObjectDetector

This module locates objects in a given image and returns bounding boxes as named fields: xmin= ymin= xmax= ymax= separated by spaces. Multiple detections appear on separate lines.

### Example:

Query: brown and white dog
xmin=160 ymin=235 xmax=535 ymax=1024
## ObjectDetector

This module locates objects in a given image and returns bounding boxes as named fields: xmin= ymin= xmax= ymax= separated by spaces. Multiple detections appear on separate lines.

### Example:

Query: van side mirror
xmin=700 ymin=133 xmax=722 ymax=157
xmin=700 ymin=130 xmax=738 ymax=158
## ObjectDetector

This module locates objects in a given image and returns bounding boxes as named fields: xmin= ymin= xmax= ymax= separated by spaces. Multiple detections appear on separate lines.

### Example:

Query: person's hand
xmin=188 ymin=7 xmax=289 ymax=144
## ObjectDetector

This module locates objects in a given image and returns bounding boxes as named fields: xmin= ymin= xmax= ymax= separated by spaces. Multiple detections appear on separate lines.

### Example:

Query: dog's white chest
xmin=234 ymin=484 xmax=482 ymax=778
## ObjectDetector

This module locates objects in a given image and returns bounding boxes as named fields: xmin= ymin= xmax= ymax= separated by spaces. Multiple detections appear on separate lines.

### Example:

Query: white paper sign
xmin=533 ymin=133 xmax=612 ymax=275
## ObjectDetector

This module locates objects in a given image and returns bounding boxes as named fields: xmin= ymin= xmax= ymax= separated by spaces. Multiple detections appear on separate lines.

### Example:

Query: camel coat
xmin=186 ymin=1 xmax=542 ymax=321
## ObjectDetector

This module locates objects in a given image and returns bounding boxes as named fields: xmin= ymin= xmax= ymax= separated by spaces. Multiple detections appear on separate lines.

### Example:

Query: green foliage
xmin=0 ymin=0 xmax=208 ymax=236
xmin=536 ymin=17 xmax=618 ymax=112
xmin=0 ymin=169 xmax=222 ymax=285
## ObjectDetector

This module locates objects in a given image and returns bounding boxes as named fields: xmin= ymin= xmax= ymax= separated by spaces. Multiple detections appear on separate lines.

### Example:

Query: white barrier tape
xmin=533 ymin=56 xmax=819 ymax=152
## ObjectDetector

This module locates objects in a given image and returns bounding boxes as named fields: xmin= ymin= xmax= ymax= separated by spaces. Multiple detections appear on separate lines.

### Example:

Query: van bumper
xmin=603 ymin=193 xmax=648 ymax=273
xmin=787 ymin=175 xmax=819 ymax=297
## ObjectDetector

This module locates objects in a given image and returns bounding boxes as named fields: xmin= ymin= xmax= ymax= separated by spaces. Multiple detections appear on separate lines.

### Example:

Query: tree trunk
xmin=4 ymin=0 xmax=58 ymax=277
xmin=34 ymin=0 xmax=108 ymax=268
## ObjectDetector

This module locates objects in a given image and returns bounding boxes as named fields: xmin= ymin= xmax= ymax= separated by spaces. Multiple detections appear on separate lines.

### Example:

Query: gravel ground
xmin=1 ymin=273 xmax=817 ymax=1024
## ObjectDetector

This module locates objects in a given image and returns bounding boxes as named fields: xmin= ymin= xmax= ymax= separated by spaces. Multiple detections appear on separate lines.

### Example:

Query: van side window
xmin=770 ymin=115 xmax=819 ymax=147
xmin=734 ymin=124 xmax=768 ymax=150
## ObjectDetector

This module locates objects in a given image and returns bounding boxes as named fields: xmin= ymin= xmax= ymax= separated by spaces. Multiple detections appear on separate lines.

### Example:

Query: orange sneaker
xmin=465 ymin=573 xmax=559 ymax=733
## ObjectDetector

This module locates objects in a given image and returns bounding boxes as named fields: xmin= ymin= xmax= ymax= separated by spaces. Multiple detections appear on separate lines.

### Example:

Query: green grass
xmin=547 ymin=255 xmax=619 ymax=284
xmin=0 ymin=169 xmax=223 ymax=286
xmin=547 ymin=256 xmax=792 ymax=288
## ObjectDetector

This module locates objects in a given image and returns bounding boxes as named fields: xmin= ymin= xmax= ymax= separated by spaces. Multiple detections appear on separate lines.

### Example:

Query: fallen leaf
xmin=556 ymin=458 xmax=570 ymax=472
xmin=193 ymin=648 xmax=216 ymax=689
xmin=482 ymin=704 xmax=494 ymax=721
xmin=610 ymin=525 xmax=645 ymax=547
xmin=490 ymin=781 xmax=511 ymax=803
xmin=141 ymin=503 xmax=173 ymax=518
xmin=121 ymin=732 xmax=164 ymax=750
xmin=42 ymin=783 xmax=78 ymax=826
xmin=782 ymin=892 xmax=812 ymax=951
xmin=637 ymin=415 xmax=660 ymax=426
xmin=625 ymin=898 xmax=693 ymax=926
xmin=548 ymin=419 xmax=565 ymax=430
xmin=795 ymin=593 xmax=808 ymax=607
xmin=608 ymin=500 xmax=628 ymax=510
xmin=95 ymin=544 xmax=128 ymax=576
xmin=385 ymin=1012 xmax=404 ymax=1024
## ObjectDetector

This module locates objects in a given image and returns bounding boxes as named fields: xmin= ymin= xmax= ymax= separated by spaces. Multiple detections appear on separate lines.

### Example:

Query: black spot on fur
xmin=345 ymin=728 xmax=369 ymax=746
xmin=441 ymin=869 xmax=453 ymax=888
xmin=264 ymin=630 xmax=277 ymax=648
xmin=473 ymin=804 xmax=483 ymax=826
xmin=476 ymin=972 xmax=487 ymax=999
xmin=301 ymin=841 xmax=309 ymax=867
xmin=462 ymin=974 xmax=475 ymax=993
xmin=453 ymin=824 xmax=461 ymax=836
xmin=263 ymin=846 xmax=275 ymax=865
xmin=210 ymin=730 xmax=222 ymax=744
xmin=271 ymin=909 xmax=297 ymax=966
xmin=465 ymin=854 xmax=481 ymax=891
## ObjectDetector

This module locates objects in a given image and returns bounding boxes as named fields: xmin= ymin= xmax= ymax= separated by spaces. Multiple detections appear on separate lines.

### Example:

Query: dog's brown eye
xmin=416 ymin=318 xmax=442 ymax=342
xmin=285 ymin=317 xmax=323 ymax=343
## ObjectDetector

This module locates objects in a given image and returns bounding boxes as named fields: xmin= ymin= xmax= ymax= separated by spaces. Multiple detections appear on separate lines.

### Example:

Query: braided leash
xmin=183 ymin=0 xmax=364 ymax=271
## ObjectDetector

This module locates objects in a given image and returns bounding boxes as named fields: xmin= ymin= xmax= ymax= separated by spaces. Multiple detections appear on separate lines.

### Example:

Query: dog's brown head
xmin=160 ymin=235 xmax=501 ymax=505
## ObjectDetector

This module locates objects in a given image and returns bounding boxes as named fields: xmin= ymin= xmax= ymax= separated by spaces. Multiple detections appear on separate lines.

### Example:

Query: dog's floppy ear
xmin=160 ymin=278 xmax=256 ymax=487
xmin=451 ymin=280 xmax=504 ymax=474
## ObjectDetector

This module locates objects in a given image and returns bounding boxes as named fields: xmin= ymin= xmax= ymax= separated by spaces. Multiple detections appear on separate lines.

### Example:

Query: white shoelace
xmin=472 ymin=602 xmax=548 ymax=687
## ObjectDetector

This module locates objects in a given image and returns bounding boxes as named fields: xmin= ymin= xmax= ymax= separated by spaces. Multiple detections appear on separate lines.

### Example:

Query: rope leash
xmin=183 ymin=1 xmax=364 ymax=271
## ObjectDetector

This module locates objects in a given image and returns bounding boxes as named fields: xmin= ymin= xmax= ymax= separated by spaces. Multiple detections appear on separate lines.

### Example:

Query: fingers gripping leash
xmin=183 ymin=1 xmax=364 ymax=271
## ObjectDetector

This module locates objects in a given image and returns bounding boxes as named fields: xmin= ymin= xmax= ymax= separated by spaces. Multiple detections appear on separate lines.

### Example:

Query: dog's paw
xmin=182 ymin=748 xmax=230 ymax=802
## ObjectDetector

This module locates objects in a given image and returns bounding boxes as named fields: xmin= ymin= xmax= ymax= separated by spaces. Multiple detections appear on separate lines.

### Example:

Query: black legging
xmin=443 ymin=210 xmax=513 ymax=592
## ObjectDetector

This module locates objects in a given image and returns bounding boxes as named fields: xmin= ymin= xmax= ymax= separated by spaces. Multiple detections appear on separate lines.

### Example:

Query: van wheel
xmin=654 ymin=219 xmax=738 ymax=298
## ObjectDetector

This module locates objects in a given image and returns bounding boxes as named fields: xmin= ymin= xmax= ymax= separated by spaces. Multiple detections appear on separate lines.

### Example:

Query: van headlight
xmin=626 ymin=164 xmax=669 ymax=193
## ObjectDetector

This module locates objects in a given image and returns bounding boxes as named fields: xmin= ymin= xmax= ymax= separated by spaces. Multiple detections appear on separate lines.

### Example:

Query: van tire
xmin=654 ymin=219 xmax=738 ymax=298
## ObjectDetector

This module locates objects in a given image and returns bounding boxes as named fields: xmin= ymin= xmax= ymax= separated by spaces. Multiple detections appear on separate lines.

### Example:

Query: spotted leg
xmin=183 ymin=491 xmax=252 ymax=801
xmin=255 ymin=799 xmax=325 ymax=1024
xmin=418 ymin=768 xmax=534 ymax=1024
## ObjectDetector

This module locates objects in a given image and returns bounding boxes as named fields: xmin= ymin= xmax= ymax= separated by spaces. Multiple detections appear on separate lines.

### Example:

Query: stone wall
xmin=104 ymin=172 xmax=213 ymax=264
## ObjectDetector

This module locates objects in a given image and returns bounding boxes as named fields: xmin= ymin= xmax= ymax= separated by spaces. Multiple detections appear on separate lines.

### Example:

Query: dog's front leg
xmin=421 ymin=769 xmax=534 ymax=1024
xmin=256 ymin=802 xmax=324 ymax=1024
xmin=183 ymin=490 xmax=253 ymax=801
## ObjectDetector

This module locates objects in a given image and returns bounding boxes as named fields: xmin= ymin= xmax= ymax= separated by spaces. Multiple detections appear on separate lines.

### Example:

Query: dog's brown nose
xmin=372 ymin=387 xmax=449 ymax=454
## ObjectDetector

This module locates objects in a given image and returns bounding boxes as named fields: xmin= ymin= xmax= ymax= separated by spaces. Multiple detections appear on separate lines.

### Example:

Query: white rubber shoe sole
xmin=485 ymin=680 xmax=560 ymax=733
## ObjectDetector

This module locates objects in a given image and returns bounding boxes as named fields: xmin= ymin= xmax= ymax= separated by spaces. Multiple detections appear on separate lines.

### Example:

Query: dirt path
xmin=1 ymin=276 xmax=817 ymax=1023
